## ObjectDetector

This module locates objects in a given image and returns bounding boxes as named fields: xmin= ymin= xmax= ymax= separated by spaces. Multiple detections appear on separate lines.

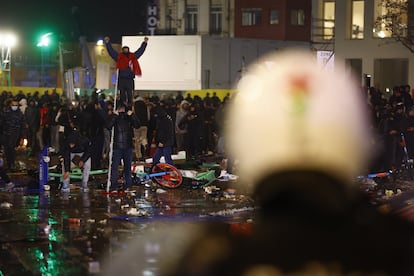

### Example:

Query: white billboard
xmin=122 ymin=35 xmax=202 ymax=91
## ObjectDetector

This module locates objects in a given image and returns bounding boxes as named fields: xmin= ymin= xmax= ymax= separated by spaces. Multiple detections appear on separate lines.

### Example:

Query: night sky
xmin=0 ymin=0 xmax=150 ymax=45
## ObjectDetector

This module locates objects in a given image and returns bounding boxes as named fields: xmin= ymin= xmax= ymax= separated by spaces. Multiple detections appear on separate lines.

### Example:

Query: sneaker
xmin=5 ymin=182 xmax=14 ymax=192
xmin=61 ymin=187 xmax=70 ymax=193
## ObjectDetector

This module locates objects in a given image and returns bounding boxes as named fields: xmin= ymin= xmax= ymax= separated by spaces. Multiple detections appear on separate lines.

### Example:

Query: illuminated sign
xmin=147 ymin=3 xmax=158 ymax=35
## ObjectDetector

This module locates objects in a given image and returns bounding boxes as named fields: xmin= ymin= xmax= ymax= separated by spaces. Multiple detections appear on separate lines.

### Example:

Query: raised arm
xmin=104 ymin=36 xmax=118 ymax=61
xmin=134 ymin=37 xmax=149 ymax=58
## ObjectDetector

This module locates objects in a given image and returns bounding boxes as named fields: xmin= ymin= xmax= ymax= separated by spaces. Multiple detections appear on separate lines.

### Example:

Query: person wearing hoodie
xmin=104 ymin=36 xmax=148 ymax=107
xmin=0 ymin=99 xmax=24 ymax=170
xmin=105 ymin=103 xmax=140 ymax=191
xmin=25 ymin=99 xmax=40 ymax=156
xmin=61 ymin=130 xmax=92 ymax=192
xmin=152 ymin=105 xmax=175 ymax=166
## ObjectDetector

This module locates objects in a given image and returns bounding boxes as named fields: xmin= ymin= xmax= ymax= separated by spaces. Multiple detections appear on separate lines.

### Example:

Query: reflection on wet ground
xmin=0 ymin=182 xmax=255 ymax=275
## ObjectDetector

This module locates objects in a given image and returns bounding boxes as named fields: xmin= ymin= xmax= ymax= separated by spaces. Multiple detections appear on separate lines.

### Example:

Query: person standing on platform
xmin=104 ymin=36 xmax=148 ymax=107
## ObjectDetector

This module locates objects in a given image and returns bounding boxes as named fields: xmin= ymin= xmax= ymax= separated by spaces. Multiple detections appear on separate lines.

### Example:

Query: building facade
xmin=234 ymin=0 xmax=311 ymax=41
xmin=312 ymin=0 xmax=414 ymax=92
xmin=156 ymin=0 xmax=312 ymax=41
xmin=157 ymin=0 xmax=235 ymax=37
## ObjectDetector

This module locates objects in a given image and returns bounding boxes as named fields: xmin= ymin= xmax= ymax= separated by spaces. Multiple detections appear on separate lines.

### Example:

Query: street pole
xmin=58 ymin=42 xmax=65 ymax=93
xmin=40 ymin=47 xmax=44 ymax=87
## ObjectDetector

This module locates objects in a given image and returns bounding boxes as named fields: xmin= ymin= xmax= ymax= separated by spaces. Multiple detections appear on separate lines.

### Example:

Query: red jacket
xmin=116 ymin=53 xmax=142 ymax=76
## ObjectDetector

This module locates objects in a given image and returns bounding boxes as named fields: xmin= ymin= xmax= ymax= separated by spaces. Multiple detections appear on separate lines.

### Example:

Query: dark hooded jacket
xmin=1 ymin=107 xmax=24 ymax=137
xmin=105 ymin=111 xmax=140 ymax=149
xmin=153 ymin=106 xmax=174 ymax=147
xmin=63 ymin=131 xmax=92 ymax=171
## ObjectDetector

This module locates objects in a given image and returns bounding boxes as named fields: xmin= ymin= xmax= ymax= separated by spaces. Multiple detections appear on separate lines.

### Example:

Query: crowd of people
xmin=368 ymin=84 xmax=414 ymax=173
xmin=0 ymin=89 xmax=230 ymax=176
xmin=0 ymin=83 xmax=413 ymax=179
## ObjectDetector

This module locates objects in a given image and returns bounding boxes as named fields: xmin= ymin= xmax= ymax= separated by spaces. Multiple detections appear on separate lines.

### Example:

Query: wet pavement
xmin=4 ymin=149 xmax=414 ymax=275
xmin=0 ymin=149 xmax=256 ymax=275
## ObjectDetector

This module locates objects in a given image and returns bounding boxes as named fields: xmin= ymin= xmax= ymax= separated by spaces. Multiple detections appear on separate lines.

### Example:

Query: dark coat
xmin=155 ymin=112 xmax=174 ymax=147
xmin=133 ymin=99 xmax=149 ymax=126
xmin=25 ymin=105 xmax=40 ymax=130
xmin=105 ymin=112 xmax=140 ymax=149
xmin=1 ymin=108 xmax=24 ymax=137
xmin=63 ymin=131 xmax=92 ymax=171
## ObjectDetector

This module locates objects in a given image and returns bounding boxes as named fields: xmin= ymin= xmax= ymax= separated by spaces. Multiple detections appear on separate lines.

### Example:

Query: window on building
xmin=270 ymin=9 xmax=280 ymax=25
xmin=373 ymin=0 xmax=407 ymax=38
xmin=323 ymin=1 xmax=335 ymax=40
xmin=210 ymin=5 xmax=222 ymax=34
xmin=291 ymin=9 xmax=305 ymax=25
xmin=186 ymin=5 xmax=198 ymax=34
xmin=345 ymin=59 xmax=363 ymax=84
xmin=242 ymin=8 xmax=262 ymax=26
xmin=166 ymin=8 xmax=173 ymax=33
xmin=351 ymin=0 xmax=364 ymax=39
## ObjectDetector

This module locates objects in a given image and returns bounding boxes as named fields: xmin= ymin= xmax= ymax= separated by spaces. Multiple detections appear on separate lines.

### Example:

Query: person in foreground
xmin=164 ymin=50 xmax=414 ymax=275
xmin=104 ymin=36 xmax=148 ymax=107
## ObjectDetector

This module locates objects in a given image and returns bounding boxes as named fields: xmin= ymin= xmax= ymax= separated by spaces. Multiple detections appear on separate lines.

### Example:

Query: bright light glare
xmin=96 ymin=39 xmax=104 ymax=46
xmin=37 ymin=32 xmax=53 ymax=47
xmin=0 ymin=33 xmax=17 ymax=47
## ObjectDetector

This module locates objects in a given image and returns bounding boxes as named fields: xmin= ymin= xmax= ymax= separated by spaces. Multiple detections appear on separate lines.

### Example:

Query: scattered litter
xmin=204 ymin=185 xmax=220 ymax=194
xmin=88 ymin=261 xmax=100 ymax=274
xmin=127 ymin=208 xmax=148 ymax=217
xmin=127 ymin=208 xmax=139 ymax=216
xmin=17 ymin=161 xmax=26 ymax=170
xmin=359 ymin=177 xmax=378 ymax=191
xmin=165 ymin=205 xmax=171 ymax=210
xmin=0 ymin=202 xmax=12 ymax=209
xmin=131 ymin=164 xmax=145 ymax=174
xmin=98 ymin=219 xmax=107 ymax=225
xmin=156 ymin=188 xmax=166 ymax=194
xmin=180 ymin=170 xmax=198 ymax=178
xmin=115 ymin=198 xmax=122 ymax=203
xmin=209 ymin=207 xmax=255 ymax=217
xmin=217 ymin=170 xmax=239 ymax=181
xmin=226 ymin=188 xmax=236 ymax=195
xmin=43 ymin=225 xmax=51 ymax=235
xmin=68 ymin=218 xmax=80 ymax=225
xmin=397 ymin=189 xmax=402 ymax=195
xmin=87 ymin=219 xmax=96 ymax=223
xmin=382 ymin=189 xmax=397 ymax=199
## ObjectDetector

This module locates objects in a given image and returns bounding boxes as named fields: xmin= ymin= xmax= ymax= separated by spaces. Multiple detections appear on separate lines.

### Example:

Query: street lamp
xmin=37 ymin=32 xmax=53 ymax=87
xmin=0 ymin=32 xmax=17 ymax=87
